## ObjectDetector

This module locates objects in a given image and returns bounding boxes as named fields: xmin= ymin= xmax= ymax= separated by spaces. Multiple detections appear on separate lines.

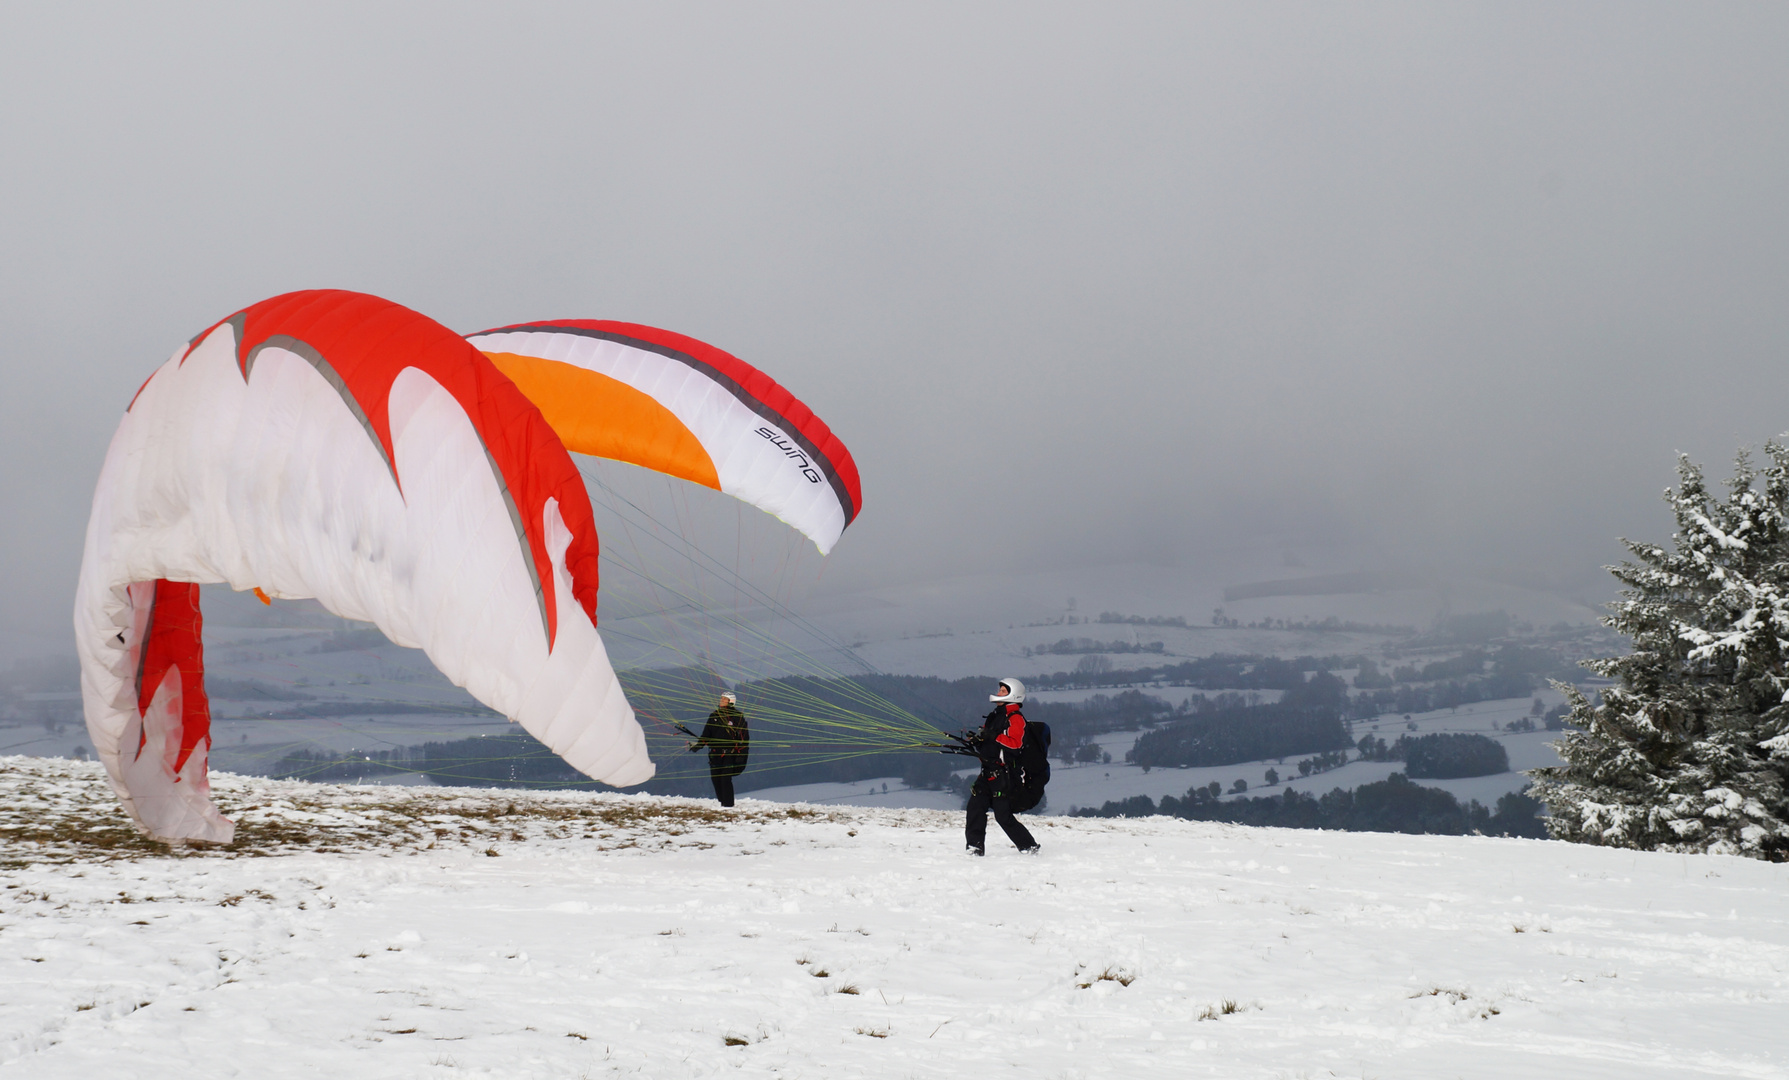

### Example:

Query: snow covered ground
xmin=4 ymin=757 xmax=1785 ymax=1079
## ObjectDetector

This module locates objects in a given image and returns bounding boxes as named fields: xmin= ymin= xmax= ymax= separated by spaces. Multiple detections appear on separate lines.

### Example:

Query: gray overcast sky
xmin=4 ymin=3 xmax=1788 ymax=657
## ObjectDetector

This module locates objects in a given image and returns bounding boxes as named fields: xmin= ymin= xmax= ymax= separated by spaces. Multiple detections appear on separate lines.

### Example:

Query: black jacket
xmin=692 ymin=704 xmax=750 ymax=776
xmin=973 ymin=704 xmax=1025 ymax=794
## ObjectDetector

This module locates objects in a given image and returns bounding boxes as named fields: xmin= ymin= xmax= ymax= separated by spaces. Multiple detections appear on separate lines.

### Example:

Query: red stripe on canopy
xmin=134 ymin=580 xmax=210 ymax=775
xmin=225 ymin=291 xmax=601 ymax=642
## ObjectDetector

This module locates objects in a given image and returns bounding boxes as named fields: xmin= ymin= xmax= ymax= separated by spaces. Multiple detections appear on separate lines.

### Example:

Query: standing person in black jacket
xmin=689 ymin=691 xmax=749 ymax=807
xmin=965 ymin=678 xmax=1039 ymax=856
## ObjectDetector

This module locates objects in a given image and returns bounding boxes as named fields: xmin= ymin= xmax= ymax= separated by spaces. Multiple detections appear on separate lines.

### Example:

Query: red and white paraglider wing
xmin=466 ymin=322 xmax=863 ymax=554
xmin=75 ymin=291 xmax=651 ymax=844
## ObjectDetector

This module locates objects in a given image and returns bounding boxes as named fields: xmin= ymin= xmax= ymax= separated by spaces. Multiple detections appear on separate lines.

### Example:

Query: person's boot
xmin=966 ymin=845 xmax=985 ymax=856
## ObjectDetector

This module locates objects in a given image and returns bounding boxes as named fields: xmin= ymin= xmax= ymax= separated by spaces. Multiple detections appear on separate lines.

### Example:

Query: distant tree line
xmin=1029 ymin=653 xmax=1352 ymax=692
xmin=1348 ymin=675 xmax=1542 ymax=719
xmin=414 ymin=733 xmax=589 ymax=788
xmin=1128 ymin=704 xmax=1351 ymax=770
xmin=1027 ymin=640 xmax=1580 ymax=700
xmin=1296 ymin=750 xmax=1348 ymax=777
xmin=1025 ymin=647 xmax=1572 ymax=701
xmin=1096 ymin=612 xmax=1192 ymax=628
xmin=1023 ymin=638 xmax=1167 ymax=658
xmin=1355 ymin=732 xmax=1510 ymax=778
xmin=251 ymin=701 xmax=503 ymax=720
xmin=1122 ymin=671 xmax=1351 ymax=769
xmin=272 ymin=737 xmax=586 ymax=788
xmin=1073 ymin=775 xmax=1548 ymax=839
xmin=1208 ymin=608 xmax=1416 ymax=634
xmin=979 ymin=689 xmax=1157 ymax=769
xmin=271 ymin=746 xmax=423 ymax=782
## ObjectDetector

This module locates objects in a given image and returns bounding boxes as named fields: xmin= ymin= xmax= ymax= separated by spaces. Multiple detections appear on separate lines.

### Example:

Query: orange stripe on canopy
xmin=483 ymin=351 xmax=721 ymax=491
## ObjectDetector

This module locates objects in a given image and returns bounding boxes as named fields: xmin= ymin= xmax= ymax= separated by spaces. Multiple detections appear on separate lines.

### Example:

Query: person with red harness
xmin=965 ymin=678 xmax=1040 ymax=856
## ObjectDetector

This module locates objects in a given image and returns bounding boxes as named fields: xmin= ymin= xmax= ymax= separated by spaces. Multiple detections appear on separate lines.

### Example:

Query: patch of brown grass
xmin=1 ymin=758 xmax=856 ymax=867
xmin=1075 ymin=966 xmax=1135 ymax=989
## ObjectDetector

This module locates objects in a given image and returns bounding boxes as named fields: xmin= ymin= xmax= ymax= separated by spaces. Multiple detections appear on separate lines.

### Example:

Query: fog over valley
xmin=4 ymin=4 xmax=1789 ymax=662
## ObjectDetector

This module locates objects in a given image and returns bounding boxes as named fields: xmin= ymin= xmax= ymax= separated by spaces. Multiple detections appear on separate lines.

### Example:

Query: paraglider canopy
xmin=74 ymin=289 xmax=862 ymax=843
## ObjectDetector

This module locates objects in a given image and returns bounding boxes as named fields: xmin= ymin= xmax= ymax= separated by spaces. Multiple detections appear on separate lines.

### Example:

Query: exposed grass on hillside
xmin=0 ymin=756 xmax=848 ymax=868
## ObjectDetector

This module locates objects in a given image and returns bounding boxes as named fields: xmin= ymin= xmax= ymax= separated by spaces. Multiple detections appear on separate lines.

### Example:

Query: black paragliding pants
xmin=709 ymin=753 xmax=745 ymax=808
xmin=965 ymin=778 xmax=1035 ymax=852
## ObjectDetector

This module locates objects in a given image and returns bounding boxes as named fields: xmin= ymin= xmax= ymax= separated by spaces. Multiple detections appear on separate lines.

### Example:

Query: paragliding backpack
xmin=1008 ymin=720 xmax=1053 ymax=813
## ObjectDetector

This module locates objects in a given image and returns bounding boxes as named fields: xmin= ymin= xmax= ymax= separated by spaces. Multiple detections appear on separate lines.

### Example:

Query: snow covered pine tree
xmin=1532 ymin=445 xmax=1789 ymax=860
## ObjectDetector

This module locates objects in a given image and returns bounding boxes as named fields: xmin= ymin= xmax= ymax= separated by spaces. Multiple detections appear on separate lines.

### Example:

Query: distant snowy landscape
xmin=0 ymin=562 xmax=1607 ymax=821
xmin=749 ymin=691 xmax=1569 ymax=816
xmin=3 ymin=757 xmax=1784 ymax=1079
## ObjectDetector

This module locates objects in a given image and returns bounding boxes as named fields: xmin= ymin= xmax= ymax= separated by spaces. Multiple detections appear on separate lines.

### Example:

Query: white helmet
xmin=990 ymin=677 xmax=1026 ymax=704
xmin=720 ymin=691 xmax=737 ymax=704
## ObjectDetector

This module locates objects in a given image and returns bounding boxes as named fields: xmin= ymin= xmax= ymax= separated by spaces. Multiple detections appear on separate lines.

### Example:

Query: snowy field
xmin=4 ymin=757 xmax=1786 ymax=1079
